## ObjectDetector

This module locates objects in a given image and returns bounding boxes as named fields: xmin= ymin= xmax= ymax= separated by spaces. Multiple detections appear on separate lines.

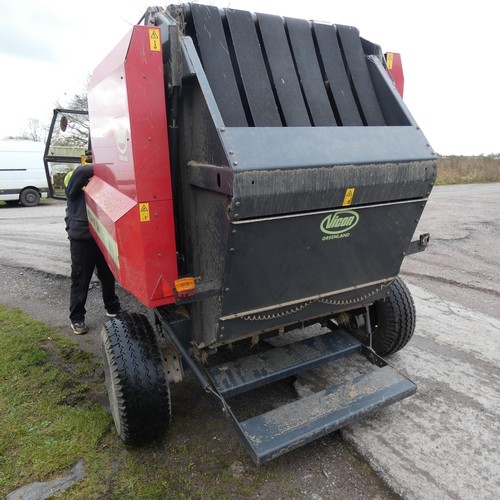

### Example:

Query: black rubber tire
xmin=20 ymin=188 xmax=40 ymax=207
xmin=101 ymin=312 xmax=171 ymax=445
xmin=347 ymin=277 xmax=416 ymax=357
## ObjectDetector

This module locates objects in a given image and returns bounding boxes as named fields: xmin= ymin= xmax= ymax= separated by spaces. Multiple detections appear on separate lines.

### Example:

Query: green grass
xmin=0 ymin=306 xmax=112 ymax=497
xmin=0 ymin=306 xmax=272 ymax=498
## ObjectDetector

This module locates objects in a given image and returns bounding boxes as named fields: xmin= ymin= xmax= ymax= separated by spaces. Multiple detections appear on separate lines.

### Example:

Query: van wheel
xmin=20 ymin=188 xmax=40 ymax=207
xmin=101 ymin=312 xmax=171 ymax=445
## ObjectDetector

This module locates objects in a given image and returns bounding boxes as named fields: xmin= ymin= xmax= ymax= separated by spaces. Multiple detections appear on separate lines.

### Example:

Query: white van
xmin=0 ymin=140 xmax=49 ymax=206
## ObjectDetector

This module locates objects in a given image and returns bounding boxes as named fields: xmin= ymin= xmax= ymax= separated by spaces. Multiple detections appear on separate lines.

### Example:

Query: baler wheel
xmin=347 ymin=277 xmax=416 ymax=356
xmin=101 ymin=312 xmax=171 ymax=445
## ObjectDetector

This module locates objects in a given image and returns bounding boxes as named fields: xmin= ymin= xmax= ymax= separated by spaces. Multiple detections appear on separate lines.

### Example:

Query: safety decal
xmin=139 ymin=203 xmax=150 ymax=222
xmin=149 ymin=29 xmax=161 ymax=51
xmin=386 ymin=52 xmax=394 ymax=70
xmin=342 ymin=187 xmax=355 ymax=206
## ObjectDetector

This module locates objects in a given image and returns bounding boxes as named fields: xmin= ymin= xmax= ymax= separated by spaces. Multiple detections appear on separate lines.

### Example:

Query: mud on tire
xmin=101 ymin=312 xmax=171 ymax=445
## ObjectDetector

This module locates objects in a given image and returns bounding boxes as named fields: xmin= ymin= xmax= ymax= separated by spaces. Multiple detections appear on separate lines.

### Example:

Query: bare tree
xmin=66 ymin=89 xmax=88 ymax=112
xmin=52 ymin=110 xmax=89 ymax=147
xmin=21 ymin=118 xmax=46 ymax=142
xmin=53 ymin=80 xmax=90 ymax=148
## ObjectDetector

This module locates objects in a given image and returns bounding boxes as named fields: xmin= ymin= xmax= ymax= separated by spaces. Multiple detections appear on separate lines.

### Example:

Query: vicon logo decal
xmin=320 ymin=210 xmax=359 ymax=241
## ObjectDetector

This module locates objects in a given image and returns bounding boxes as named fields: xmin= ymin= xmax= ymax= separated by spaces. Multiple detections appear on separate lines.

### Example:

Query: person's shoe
xmin=106 ymin=309 xmax=123 ymax=318
xmin=71 ymin=321 xmax=89 ymax=335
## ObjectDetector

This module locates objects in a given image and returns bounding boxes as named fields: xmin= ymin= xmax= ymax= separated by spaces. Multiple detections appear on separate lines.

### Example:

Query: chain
xmin=317 ymin=285 xmax=383 ymax=306
xmin=242 ymin=301 xmax=314 ymax=321
xmin=242 ymin=282 xmax=393 ymax=322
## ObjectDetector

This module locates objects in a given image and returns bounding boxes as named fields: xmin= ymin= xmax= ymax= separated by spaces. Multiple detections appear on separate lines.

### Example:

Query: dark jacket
xmin=65 ymin=165 xmax=94 ymax=240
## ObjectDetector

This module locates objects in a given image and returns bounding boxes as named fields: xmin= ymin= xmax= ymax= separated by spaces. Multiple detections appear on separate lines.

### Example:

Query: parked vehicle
xmin=0 ymin=140 xmax=49 ymax=206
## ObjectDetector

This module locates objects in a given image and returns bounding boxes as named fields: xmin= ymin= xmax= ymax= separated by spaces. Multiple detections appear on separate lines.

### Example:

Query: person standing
xmin=65 ymin=164 xmax=121 ymax=334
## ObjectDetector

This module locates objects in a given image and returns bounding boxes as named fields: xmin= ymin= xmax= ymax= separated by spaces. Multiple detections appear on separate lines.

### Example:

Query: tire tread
xmin=372 ymin=277 xmax=416 ymax=356
xmin=101 ymin=312 xmax=171 ymax=445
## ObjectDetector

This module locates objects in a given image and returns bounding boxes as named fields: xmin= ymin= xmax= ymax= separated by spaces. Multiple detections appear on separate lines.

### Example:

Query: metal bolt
xmin=229 ymin=150 xmax=234 ymax=155
xmin=235 ymin=201 xmax=240 ymax=207
xmin=232 ymin=229 xmax=236 ymax=234
xmin=234 ymin=161 xmax=238 ymax=166
xmin=224 ymin=288 xmax=230 ymax=292
xmin=220 ymin=127 xmax=226 ymax=132
xmin=229 ymin=248 xmax=235 ymax=252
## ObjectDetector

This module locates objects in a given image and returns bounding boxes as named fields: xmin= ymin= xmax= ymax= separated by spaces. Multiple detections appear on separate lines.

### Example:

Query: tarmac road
xmin=0 ymin=199 xmax=70 ymax=277
xmin=402 ymin=182 xmax=500 ymax=321
xmin=1 ymin=183 xmax=499 ymax=499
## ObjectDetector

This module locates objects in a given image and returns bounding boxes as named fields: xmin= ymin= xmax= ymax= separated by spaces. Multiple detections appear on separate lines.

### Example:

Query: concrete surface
xmin=1 ymin=184 xmax=499 ymax=499
xmin=297 ymin=284 xmax=500 ymax=499
xmin=357 ymin=183 xmax=500 ymax=498
xmin=380 ymin=183 xmax=500 ymax=498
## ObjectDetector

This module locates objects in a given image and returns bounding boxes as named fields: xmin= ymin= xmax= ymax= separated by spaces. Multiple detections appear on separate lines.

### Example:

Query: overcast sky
xmin=1 ymin=0 xmax=498 ymax=156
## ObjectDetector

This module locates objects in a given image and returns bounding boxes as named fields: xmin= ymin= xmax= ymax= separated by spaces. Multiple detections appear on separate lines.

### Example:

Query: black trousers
xmin=69 ymin=239 xmax=120 ymax=323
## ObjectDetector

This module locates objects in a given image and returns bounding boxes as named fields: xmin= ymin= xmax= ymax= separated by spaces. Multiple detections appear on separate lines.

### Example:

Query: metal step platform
xmin=239 ymin=365 xmax=414 ymax=464
xmin=206 ymin=328 xmax=360 ymax=397
xmin=204 ymin=327 xmax=416 ymax=464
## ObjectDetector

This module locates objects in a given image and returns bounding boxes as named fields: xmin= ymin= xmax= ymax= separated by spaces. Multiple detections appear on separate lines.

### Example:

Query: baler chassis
xmin=91 ymin=3 xmax=436 ymax=464
xmin=101 ymin=274 xmax=419 ymax=465
xmin=155 ymin=307 xmax=415 ymax=465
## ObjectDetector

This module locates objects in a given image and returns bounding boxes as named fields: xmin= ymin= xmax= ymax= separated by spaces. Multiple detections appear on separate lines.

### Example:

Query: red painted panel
xmin=385 ymin=52 xmax=404 ymax=98
xmin=87 ymin=26 xmax=178 ymax=307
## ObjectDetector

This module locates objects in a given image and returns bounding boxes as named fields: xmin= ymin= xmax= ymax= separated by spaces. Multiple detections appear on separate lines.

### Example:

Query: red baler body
xmin=86 ymin=26 xmax=178 ymax=307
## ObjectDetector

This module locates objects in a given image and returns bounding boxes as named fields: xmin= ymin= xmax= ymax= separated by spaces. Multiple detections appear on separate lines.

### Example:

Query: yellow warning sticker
xmin=149 ymin=29 xmax=161 ymax=51
xmin=139 ymin=203 xmax=150 ymax=222
xmin=342 ymin=188 xmax=355 ymax=207
xmin=386 ymin=52 xmax=394 ymax=70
